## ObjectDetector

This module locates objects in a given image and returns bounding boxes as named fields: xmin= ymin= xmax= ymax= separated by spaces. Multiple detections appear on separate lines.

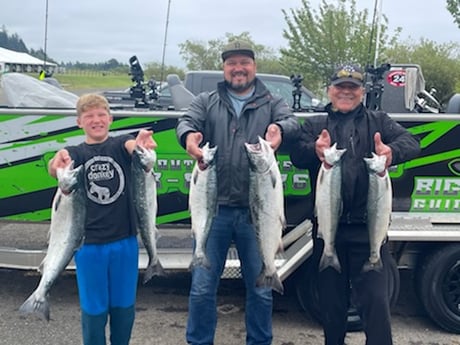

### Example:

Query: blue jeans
xmin=186 ymin=206 xmax=273 ymax=345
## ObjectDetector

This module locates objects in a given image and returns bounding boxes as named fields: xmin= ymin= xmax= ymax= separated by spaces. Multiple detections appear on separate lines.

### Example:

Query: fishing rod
xmin=364 ymin=0 xmax=390 ymax=111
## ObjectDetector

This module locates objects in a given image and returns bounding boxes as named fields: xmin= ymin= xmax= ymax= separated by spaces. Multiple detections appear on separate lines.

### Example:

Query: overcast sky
xmin=1 ymin=0 xmax=458 ymax=68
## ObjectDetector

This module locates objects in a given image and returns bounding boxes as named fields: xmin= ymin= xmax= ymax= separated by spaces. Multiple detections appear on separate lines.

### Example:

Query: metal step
xmin=389 ymin=212 xmax=460 ymax=241
xmin=0 ymin=220 xmax=314 ymax=281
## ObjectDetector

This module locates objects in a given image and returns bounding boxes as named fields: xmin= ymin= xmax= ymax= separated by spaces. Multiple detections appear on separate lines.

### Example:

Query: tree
xmin=384 ymin=39 xmax=460 ymax=105
xmin=446 ymin=0 xmax=460 ymax=29
xmin=143 ymin=61 xmax=186 ymax=82
xmin=0 ymin=26 xmax=29 ymax=53
xmin=178 ymin=32 xmax=283 ymax=73
xmin=281 ymin=0 xmax=400 ymax=93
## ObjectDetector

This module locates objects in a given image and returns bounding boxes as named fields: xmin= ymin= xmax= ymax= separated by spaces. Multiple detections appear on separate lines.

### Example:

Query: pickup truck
xmin=1 ymin=64 xmax=460 ymax=334
xmin=104 ymin=70 xmax=323 ymax=111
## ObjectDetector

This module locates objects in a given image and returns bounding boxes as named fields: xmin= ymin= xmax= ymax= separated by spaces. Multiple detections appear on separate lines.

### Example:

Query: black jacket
xmin=290 ymin=103 xmax=421 ymax=224
xmin=176 ymin=77 xmax=299 ymax=207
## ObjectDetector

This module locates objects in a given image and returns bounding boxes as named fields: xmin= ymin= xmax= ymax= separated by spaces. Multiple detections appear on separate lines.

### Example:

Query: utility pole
xmin=160 ymin=0 xmax=172 ymax=84
xmin=40 ymin=0 xmax=49 ymax=79
xmin=374 ymin=0 xmax=383 ymax=67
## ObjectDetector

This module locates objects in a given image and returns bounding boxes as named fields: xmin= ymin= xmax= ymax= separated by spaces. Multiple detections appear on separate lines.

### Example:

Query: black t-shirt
xmin=66 ymin=135 xmax=136 ymax=244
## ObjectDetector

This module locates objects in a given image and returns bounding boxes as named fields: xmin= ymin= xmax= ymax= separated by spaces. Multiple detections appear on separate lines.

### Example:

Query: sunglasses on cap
xmin=332 ymin=69 xmax=364 ymax=82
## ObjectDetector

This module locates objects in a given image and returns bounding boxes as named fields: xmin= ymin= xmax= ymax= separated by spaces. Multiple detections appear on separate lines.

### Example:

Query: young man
xmin=48 ymin=93 xmax=156 ymax=345
xmin=290 ymin=63 xmax=420 ymax=345
xmin=176 ymin=40 xmax=299 ymax=345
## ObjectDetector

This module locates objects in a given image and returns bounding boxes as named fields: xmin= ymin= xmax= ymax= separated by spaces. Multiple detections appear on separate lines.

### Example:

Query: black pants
xmin=315 ymin=234 xmax=393 ymax=345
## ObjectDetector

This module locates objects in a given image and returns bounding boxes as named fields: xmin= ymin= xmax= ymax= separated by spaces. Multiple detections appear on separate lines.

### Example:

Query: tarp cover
xmin=1 ymin=73 xmax=78 ymax=108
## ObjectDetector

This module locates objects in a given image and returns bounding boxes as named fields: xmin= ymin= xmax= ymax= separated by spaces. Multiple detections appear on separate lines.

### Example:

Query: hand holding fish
xmin=135 ymin=129 xmax=157 ymax=150
xmin=316 ymin=129 xmax=332 ymax=168
xmin=264 ymin=124 xmax=282 ymax=151
xmin=374 ymin=132 xmax=392 ymax=169
xmin=48 ymin=149 xmax=72 ymax=178
xmin=186 ymin=132 xmax=204 ymax=161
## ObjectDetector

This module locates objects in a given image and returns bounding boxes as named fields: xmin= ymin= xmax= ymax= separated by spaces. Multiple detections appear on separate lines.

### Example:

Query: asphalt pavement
xmin=1 ymin=267 xmax=459 ymax=345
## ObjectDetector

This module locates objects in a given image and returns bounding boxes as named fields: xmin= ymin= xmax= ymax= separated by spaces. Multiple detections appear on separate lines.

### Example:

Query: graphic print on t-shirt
xmin=84 ymin=155 xmax=125 ymax=205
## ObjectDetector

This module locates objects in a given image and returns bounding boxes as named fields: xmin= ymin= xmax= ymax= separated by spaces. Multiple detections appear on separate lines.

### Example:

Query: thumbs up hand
xmin=316 ymin=129 xmax=332 ymax=166
xmin=374 ymin=132 xmax=392 ymax=168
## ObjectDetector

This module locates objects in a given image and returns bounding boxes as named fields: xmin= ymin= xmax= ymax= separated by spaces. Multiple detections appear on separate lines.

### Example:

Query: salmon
xmin=188 ymin=142 xmax=218 ymax=269
xmin=245 ymin=136 xmax=285 ymax=294
xmin=315 ymin=143 xmax=346 ymax=273
xmin=363 ymin=153 xmax=392 ymax=272
xmin=19 ymin=163 xmax=85 ymax=321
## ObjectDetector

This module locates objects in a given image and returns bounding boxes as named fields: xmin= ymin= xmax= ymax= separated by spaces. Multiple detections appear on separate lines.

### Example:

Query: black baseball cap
xmin=330 ymin=63 xmax=364 ymax=86
xmin=221 ymin=40 xmax=255 ymax=61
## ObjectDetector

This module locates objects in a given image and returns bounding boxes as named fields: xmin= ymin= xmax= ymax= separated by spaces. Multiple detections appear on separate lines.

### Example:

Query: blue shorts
xmin=75 ymin=236 xmax=139 ymax=315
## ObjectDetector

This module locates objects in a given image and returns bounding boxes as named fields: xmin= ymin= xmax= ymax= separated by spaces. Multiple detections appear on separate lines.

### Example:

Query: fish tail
xmin=19 ymin=292 xmax=50 ymax=321
xmin=143 ymin=260 xmax=166 ymax=284
xmin=189 ymin=254 xmax=211 ymax=270
xmin=318 ymin=252 xmax=342 ymax=273
xmin=256 ymin=272 xmax=284 ymax=295
xmin=361 ymin=258 xmax=384 ymax=273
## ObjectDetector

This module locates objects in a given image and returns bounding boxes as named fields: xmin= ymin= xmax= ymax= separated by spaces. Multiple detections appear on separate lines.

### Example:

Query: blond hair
xmin=76 ymin=93 xmax=110 ymax=117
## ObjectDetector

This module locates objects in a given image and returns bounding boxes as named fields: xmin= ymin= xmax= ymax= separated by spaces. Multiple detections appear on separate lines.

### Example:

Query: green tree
xmin=384 ymin=39 xmax=460 ymax=105
xmin=281 ymin=0 xmax=400 ymax=94
xmin=143 ymin=61 xmax=186 ymax=83
xmin=178 ymin=32 xmax=283 ymax=73
xmin=0 ymin=26 xmax=29 ymax=53
xmin=446 ymin=0 xmax=460 ymax=29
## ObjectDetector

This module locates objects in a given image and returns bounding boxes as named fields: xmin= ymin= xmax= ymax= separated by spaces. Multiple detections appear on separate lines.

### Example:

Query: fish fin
xmin=154 ymin=226 xmax=161 ymax=240
xmin=38 ymin=259 xmax=45 ymax=274
xmin=361 ymin=259 xmax=383 ymax=273
xmin=143 ymin=260 xmax=166 ymax=284
xmin=318 ymin=252 xmax=341 ymax=273
xmin=19 ymin=292 xmax=50 ymax=321
xmin=256 ymin=272 xmax=284 ymax=295
xmin=269 ymin=170 xmax=278 ymax=188
xmin=280 ymin=216 xmax=287 ymax=233
xmin=192 ymin=169 xmax=199 ymax=185
xmin=277 ymin=238 xmax=285 ymax=253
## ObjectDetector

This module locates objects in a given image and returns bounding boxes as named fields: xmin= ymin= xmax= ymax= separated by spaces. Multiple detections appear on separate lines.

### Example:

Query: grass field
xmin=54 ymin=72 xmax=131 ymax=91
xmin=23 ymin=72 xmax=132 ymax=92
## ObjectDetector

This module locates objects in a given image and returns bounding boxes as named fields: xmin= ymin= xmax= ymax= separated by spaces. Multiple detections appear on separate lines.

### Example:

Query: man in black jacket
xmin=176 ymin=40 xmax=298 ymax=345
xmin=290 ymin=63 xmax=420 ymax=345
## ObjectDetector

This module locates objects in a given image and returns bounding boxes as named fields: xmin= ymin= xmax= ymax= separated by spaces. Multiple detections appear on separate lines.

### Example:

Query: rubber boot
xmin=81 ymin=310 xmax=108 ymax=345
xmin=109 ymin=305 xmax=135 ymax=345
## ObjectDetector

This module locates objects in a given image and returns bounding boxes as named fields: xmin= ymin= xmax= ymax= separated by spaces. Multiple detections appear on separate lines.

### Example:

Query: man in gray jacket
xmin=176 ymin=39 xmax=298 ymax=345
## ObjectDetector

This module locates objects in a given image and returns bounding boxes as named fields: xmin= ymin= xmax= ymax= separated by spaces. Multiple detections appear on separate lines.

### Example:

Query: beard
xmin=224 ymin=74 xmax=256 ymax=93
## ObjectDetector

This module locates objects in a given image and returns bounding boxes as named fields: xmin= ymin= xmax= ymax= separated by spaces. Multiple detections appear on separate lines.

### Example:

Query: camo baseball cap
xmin=330 ymin=63 xmax=364 ymax=86
xmin=221 ymin=40 xmax=255 ymax=61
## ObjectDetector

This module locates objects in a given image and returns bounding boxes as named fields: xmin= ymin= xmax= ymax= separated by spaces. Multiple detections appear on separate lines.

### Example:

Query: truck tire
xmin=415 ymin=244 xmax=460 ymax=333
xmin=295 ymin=254 xmax=400 ymax=332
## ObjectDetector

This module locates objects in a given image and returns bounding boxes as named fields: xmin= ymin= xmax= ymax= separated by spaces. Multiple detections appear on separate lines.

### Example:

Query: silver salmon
xmin=363 ymin=152 xmax=392 ymax=272
xmin=189 ymin=142 xmax=218 ymax=269
xmin=19 ymin=162 xmax=85 ymax=321
xmin=132 ymin=145 xmax=165 ymax=283
xmin=245 ymin=136 xmax=285 ymax=295
xmin=316 ymin=143 xmax=346 ymax=273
